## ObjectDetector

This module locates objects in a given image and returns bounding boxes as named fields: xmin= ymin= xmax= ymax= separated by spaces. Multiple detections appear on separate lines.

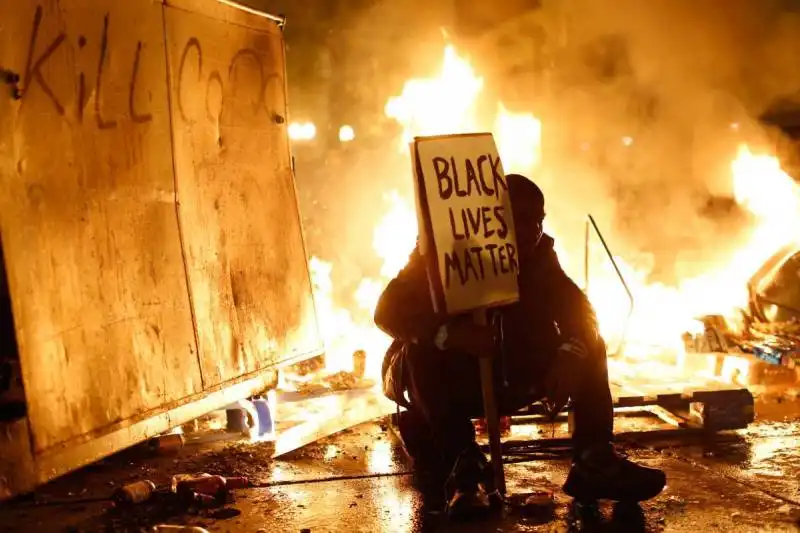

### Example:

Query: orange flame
xmin=307 ymin=46 xmax=800 ymax=388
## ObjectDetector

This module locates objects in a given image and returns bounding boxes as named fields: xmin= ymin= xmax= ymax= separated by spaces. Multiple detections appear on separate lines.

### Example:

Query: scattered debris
xmin=665 ymin=495 xmax=686 ymax=508
xmin=323 ymin=371 xmax=375 ymax=392
xmin=149 ymin=434 xmax=186 ymax=455
xmin=777 ymin=503 xmax=800 ymax=521
xmin=171 ymin=472 xmax=249 ymax=506
xmin=286 ymin=356 xmax=324 ymax=377
xmin=281 ymin=351 xmax=376 ymax=395
xmin=113 ymin=480 xmax=156 ymax=505
xmin=207 ymin=507 xmax=242 ymax=519
xmin=507 ymin=489 xmax=556 ymax=518
xmin=684 ymin=313 xmax=800 ymax=384
xmin=151 ymin=526 xmax=210 ymax=533
xmin=177 ymin=442 xmax=275 ymax=484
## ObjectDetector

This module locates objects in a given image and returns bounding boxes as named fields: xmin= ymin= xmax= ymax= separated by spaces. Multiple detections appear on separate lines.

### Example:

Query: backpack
xmin=381 ymin=339 xmax=412 ymax=409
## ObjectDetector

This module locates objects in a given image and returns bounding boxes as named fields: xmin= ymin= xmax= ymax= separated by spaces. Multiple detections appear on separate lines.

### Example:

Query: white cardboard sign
xmin=411 ymin=133 xmax=520 ymax=315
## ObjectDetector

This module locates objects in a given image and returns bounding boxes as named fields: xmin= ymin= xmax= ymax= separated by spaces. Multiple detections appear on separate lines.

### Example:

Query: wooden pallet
xmin=513 ymin=370 xmax=755 ymax=433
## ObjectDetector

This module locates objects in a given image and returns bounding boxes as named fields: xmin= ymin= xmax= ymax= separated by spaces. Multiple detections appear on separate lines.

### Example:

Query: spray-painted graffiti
xmin=175 ymin=37 xmax=284 ymax=125
xmin=18 ymin=5 xmax=152 ymax=127
xmin=13 ymin=5 xmax=286 ymax=128
xmin=21 ymin=6 xmax=66 ymax=115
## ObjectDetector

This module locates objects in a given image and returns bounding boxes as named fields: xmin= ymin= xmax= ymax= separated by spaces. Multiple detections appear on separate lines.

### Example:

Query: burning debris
xmin=682 ymin=244 xmax=800 ymax=385
xmin=686 ymin=315 xmax=799 ymax=368
xmin=303 ymin=45 xmax=800 ymax=396
xmin=280 ymin=350 xmax=375 ymax=395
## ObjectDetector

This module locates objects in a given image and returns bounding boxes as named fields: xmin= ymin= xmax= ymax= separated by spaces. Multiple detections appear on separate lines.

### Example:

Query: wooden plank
xmin=0 ymin=0 xmax=201 ymax=453
xmin=34 ymin=367 xmax=278 ymax=486
xmin=164 ymin=1 xmax=321 ymax=387
xmin=0 ymin=368 xmax=276 ymax=501
xmin=273 ymin=388 xmax=396 ymax=457
xmin=612 ymin=367 xmax=741 ymax=397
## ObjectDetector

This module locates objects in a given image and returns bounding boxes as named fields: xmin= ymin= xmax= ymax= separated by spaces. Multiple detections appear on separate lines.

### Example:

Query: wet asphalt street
xmin=2 ymin=396 xmax=800 ymax=532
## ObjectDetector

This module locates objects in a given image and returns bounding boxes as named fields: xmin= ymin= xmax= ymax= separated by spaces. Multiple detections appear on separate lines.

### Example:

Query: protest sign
xmin=411 ymin=133 xmax=520 ymax=315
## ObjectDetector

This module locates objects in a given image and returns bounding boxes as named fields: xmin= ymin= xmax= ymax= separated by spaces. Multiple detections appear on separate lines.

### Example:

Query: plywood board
xmin=164 ymin=0 xmax=321 ymax=386
xmin=274 ymin=388 xmax=396 ymax=457
xmin=0 ymin=0 xmax=201 ymax=453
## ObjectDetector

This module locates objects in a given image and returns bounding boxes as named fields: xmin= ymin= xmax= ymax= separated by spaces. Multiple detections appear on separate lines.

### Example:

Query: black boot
xmin=563 ymin=443 xmax=666 ymax=502
xmin=396 ymin=411 xmax=447 ymax=499
xmin=445 ymin=444 xmax=493 ymax=520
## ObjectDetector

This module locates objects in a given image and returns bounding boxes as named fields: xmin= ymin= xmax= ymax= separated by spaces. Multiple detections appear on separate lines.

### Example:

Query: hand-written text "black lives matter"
xmin=432 ymin=154 xmax=519 ymax=289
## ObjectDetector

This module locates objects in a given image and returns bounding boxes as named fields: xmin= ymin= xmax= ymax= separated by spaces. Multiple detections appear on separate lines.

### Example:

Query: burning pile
xmin=303 ymin=45 xmax=800 ymax=390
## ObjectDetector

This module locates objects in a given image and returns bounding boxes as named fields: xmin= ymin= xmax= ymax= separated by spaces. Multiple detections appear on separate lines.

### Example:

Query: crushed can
xmin=148 ymin=433 xmax=185 ymax=455
xmin=352 ymin=350 xmax=367 ymax=378
xmin=114 ymin=480 xmax=156 ymax=505
xmin=225 ymin=408 xmax=248 ymax=433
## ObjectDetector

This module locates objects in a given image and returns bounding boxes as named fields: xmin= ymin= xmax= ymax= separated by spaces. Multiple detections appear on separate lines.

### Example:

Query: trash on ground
xmin=113 ymin=480 xmax=156 ymax=505
xmin=151 ymin=526 xmax=210 ymax=533
xmin=148 ymin=434 xmax=186 ymax=455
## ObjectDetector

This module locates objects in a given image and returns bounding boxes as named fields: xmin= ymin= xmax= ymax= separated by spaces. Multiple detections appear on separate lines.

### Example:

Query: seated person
xmin=375 ymin=174 xmax=666 ymax=518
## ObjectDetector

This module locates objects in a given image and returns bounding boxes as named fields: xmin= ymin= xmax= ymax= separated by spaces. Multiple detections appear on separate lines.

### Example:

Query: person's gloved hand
xmin=543 ymin=337 xmax=589 ymax=415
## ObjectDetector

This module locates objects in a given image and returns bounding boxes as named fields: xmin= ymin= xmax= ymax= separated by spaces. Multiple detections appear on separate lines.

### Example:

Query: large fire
xmin=307 ymin=46 xmax=800 ymax=387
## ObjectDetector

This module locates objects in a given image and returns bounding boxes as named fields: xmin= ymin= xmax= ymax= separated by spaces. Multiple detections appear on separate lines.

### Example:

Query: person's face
xmin=515 ymin=205 xmax=545 ymax=257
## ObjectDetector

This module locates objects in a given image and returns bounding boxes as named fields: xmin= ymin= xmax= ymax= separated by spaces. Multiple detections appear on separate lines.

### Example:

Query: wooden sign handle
xmin=473 ymin=308 xmax=506 ymax=496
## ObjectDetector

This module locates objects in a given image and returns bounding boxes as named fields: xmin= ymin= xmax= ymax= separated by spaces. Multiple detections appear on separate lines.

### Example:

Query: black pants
xmin=400 ymin=334 xmax=614 ymax=469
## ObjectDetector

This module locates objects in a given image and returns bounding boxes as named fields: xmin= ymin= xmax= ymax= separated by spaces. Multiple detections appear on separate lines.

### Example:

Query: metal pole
xmin=584 ymin=217 xmax=590 ymax=292
xmin=588 ymin=215 xmax=634 ymax=357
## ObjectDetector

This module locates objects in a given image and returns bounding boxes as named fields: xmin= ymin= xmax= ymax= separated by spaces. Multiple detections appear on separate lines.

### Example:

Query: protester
xmin=376 ymin=173 xmax=666 ymax=518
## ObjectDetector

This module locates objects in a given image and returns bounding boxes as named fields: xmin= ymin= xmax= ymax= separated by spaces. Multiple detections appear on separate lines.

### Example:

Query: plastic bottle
xmin=171 ymin=473 xmax=248 ymax=496
xmin=224 ymin=476 xmax=249 ymax=489
xmin=176 ymin=474 xmax=226 ymax=496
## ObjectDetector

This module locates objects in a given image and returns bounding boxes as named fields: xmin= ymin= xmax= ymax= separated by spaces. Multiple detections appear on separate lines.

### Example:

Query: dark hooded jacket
xmin=375 ymin=232 xmax=600 ymax=406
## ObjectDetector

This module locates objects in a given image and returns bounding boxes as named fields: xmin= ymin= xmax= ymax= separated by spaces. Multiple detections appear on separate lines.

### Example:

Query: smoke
xmin=281 ymin=0 xmax=461 ymax=305
xmin=249 ymin=0 xmax=800 ymax=295
xmin=513 ymin=0 xmax=800 ymax=283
